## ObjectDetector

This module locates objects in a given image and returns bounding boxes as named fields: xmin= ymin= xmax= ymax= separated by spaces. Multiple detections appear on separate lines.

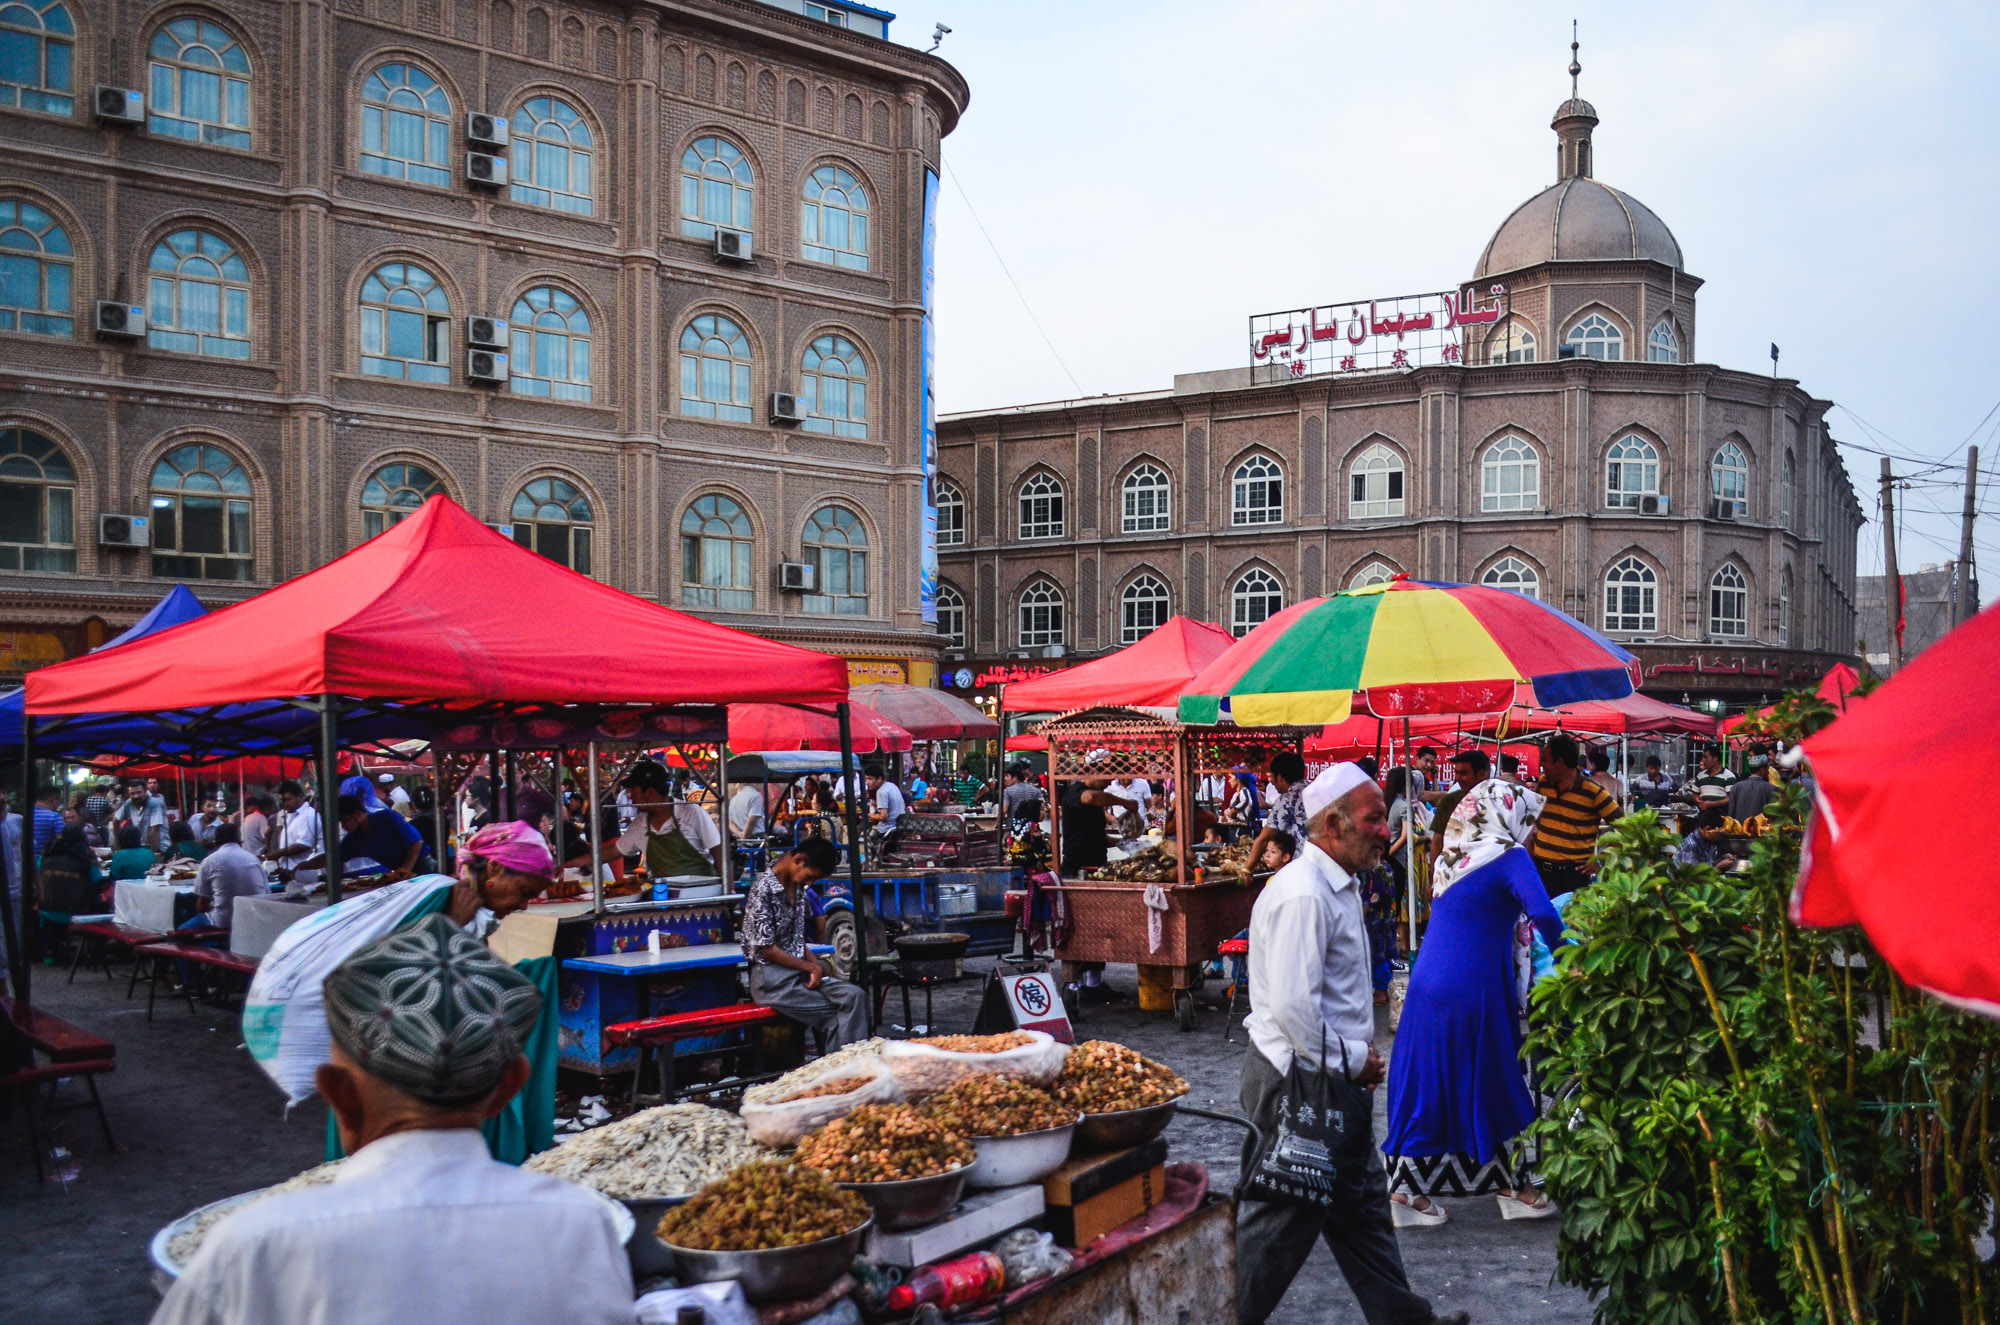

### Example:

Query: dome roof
xmin=1474 ymin=175 xmax=1683 ymax=280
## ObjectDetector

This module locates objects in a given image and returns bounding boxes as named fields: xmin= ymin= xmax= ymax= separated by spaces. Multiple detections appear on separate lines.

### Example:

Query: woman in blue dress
xmin=1382 ymin=777 xmax=1566 ymax=1226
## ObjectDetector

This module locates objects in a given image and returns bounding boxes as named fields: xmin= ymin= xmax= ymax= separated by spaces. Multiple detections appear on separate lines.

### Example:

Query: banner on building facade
xmin=1249 ymin=284 xmax=1509 ymax=379
xmin=919 ymin=167 xmax=941 ymax=624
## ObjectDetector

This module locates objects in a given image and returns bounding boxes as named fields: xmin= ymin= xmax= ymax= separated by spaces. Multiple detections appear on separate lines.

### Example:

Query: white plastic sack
xmin=242 ymin=876 xmax=454 ymax=1105
xmin=737 ymin=1056 xmax=901 ymax=1147
xmin=880 ymin=1030 xmax=1070 ymax=1100
xmin=634 ymin=1281 xmax=755 ymax=1325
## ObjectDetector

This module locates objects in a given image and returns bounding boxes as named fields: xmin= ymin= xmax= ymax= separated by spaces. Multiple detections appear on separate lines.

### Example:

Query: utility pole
xmin=1957 ymin=445 xmax=1979 ymax=627
xmin=1881 ymin=457 xmax=1902 ymax=671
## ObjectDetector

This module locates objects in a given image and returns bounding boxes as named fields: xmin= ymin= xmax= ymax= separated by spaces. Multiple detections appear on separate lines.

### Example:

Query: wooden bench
xmin=64 ymin=920 xmax=169 ymax=984
xmin=606 ymin=1003 xmax=785 ymax=1103
xmin=1 ymin=1058 xmax=117 ymax=1181
xmin=132 ymin=942 xmax=260 ymax=1020
xmin=2 ymin=997 xmax=116 ymax=1064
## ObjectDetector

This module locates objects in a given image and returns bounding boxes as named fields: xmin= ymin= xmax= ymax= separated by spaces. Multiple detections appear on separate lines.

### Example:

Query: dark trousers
xmin=1534 ymin=857 xmax=1592 ymax=898
xmin=1236 ymin=1046 xmax=1435 ymax=1325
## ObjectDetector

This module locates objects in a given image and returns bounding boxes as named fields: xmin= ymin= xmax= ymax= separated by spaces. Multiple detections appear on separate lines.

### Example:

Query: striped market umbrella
xmin=1177 ymin=577 xmax=1638 ymax=727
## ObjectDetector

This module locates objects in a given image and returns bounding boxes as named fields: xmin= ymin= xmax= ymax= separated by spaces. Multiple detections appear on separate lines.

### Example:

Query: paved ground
xmin=2 ymin=954 xmax=1594 ymax=1325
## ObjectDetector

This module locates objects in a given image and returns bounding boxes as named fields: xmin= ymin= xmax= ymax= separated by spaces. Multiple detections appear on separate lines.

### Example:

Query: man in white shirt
xmin=270 ymin=780 xmax=323 ymax=894
xmin=1106 ymin=776 xmax=1152 ymax=831
xmin=115 ymin=778 xmax=169 ymax=854
xmin=189 ymin=824 xmax=268 ymax=931
xmin=727 ymin=782 xmax=767 ymax=838
xmin=1237 ymin=763 xmax=1464 ymax=1325
xmin=239 ymin=797 xmax=269 ymax=857
xmin=603 ymin=760 xmax=723 ymax=879
xmin=152 ymin=914 xmax=632 ymax=1325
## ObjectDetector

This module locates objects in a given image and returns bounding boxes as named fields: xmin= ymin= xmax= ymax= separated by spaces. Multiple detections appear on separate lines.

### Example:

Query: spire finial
xmin=1568 ymin=20 xmax=1581 ymax=99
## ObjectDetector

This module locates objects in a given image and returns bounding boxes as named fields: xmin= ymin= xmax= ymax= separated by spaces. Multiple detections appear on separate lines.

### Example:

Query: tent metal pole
xmin=6 ymin=715 xmax=35 ymax=1007
xmin=835 ymin=703 xmax=871 ymax=1035
xmin=431 ymin=754 xmax=446 ymax=870
xmin=1404 ymin=716 xmax=1419 ymax=953
xmin=320 ymin=698 xmax=343 ymax=905
xmin=588 ymin=741 xmax=604 ymax=919
xmin=715 ymin=735 xmax=732 ymax=888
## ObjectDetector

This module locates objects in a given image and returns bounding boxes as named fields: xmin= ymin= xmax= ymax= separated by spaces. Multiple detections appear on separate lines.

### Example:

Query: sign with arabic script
xmin=1249 ymin=285 xmax=1507 ymax=379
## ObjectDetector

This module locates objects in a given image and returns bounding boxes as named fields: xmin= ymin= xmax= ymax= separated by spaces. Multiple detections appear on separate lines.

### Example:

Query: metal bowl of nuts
xmin=838 ymin=1163 xmax=973 ymax=1230
xmin=964 ymin=1122 xmax=1080 ymax=1189
xmin=1073 ymin=1097 xmax=1182 ymax=1153
xmin=666 ymin=1221 xmax=874 ymax=1304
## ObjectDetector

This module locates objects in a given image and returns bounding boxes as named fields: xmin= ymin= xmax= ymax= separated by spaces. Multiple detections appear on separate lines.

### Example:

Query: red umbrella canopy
xmin=1724 ymin=663 xmax=1863 ymax=736
xmin=1793 ymin=610 xmax=1998 ymax=1012
xmin=848 ymin=683 xmax=998 ymax=740
xmin=1001 ymin=617 xmax=1236 ymax=712
xmin=729 ymin=703 xmax=913 ymax=754
xmin=25 ymin=496 xmax=848 ymax=714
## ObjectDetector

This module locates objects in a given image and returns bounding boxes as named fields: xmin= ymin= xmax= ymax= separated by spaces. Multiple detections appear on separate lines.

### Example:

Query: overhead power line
xmin=940 ymin=158 xmax=1085 ymax=397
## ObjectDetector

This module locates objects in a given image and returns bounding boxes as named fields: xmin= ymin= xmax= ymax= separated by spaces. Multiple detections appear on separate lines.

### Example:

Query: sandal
xmin=1497 ymin=1189 xmax=1558 ymax=1220
xmin=1391 ymin=1195 xmax=1449 ymax=1227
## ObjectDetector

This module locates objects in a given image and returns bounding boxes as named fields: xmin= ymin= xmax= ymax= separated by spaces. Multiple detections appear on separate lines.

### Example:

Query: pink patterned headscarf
xmin=461 ymin=820 xmax=555 ymax=880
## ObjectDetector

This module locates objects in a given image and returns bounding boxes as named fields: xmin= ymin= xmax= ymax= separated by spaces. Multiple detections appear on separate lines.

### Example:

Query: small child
xmin=1201 ymin=823 xmax=1225 ymax=845
xmin=1260 ymin=829 xmax=1295 ymax=871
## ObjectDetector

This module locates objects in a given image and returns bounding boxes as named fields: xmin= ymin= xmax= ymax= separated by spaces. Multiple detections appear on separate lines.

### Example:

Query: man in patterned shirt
xmin=740 ymin=837 xmax=867 ymax=1050
xmin=1240 ymin=753 xmax=1308 ymax=880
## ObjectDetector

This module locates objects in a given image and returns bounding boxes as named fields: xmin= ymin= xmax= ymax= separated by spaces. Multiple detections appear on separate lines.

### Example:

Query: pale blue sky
xmin=890 ymin=0 xmax=2000 ymax=585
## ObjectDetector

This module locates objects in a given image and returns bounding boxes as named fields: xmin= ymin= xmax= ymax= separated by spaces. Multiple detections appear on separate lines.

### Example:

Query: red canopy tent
xmin=1793 ymin=614 xmax=1996 ymax=1012
xmin=1723 ymin=663 xmax=1863 ymax=736
xmin=729 ymin=702 xmax=913 ymax=754
xmin=1000 ymin=617 xmax=1236 ymax=712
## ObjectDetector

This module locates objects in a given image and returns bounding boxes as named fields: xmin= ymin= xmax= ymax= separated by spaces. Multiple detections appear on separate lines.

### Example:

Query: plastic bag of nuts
xmin=880 ymin=1029 xmax=1069 ymax=1100
xmin=738 ymin=1056 xmax=902 ymax=1148
xmin=1052 ymin=1040 xmax=1188 ymax=1113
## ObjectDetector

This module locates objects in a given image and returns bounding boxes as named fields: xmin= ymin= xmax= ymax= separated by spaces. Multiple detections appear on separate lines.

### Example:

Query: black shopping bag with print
xmin=1243 ymin=1031 xmax=1373 ymax=1207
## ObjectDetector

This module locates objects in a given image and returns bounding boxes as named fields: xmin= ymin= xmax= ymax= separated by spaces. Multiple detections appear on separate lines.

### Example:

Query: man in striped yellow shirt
xmin=1528 ymin=734 xmax=1621 ymax=895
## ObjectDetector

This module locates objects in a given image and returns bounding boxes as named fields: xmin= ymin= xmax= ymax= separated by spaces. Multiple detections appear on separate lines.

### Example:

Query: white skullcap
xmin=1301 ymin=762 xmax=1374 ymax=822
xmin=377 ymin=773 xmax=396 ymax=784
xmin=1085 ymin=748 xmax=1112 ymax=766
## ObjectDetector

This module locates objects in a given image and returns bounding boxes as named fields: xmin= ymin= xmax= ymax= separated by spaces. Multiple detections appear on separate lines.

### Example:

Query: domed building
xmin=936 ymin=69 xmax=1862 ymax=710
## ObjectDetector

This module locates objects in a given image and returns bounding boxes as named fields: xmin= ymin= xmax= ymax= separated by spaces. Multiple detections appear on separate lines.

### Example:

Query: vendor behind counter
xmin=595 ymin=759 xmax=723 ymax=879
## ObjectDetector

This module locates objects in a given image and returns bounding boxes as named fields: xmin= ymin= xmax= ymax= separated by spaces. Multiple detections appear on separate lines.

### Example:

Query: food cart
xmin=1036 ymin=706 xmax=1307 ymax=1030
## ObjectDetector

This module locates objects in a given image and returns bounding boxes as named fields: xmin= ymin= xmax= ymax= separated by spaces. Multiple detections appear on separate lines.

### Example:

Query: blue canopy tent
xmin=0 ymin=585 xmax=208 ymax=747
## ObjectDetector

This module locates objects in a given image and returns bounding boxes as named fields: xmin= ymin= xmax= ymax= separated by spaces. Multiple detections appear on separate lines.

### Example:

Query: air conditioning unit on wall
xmin=466 ymin=152 xmax=507 ymax=187
xmin=99 ymin=513 xmax=150 ymax=548
xmin=466 ymin=112 xmax=509 ymax=149
xmin=1709 ymin=498 xmax=1745 ymax=521
xmin=714 ymin=230 xmax=753 ymax=263
xmin=466 ymin=348 xmax=508 ymax=382
xmin=777 ymin=561 xmax=815 ymax=591
xmin=94 ymin=301 xmax=145 ymax=339
xmin=466 ymin=316 xmax=509 ymax=349
xmin=769 ymin=393 xmax=804 ymax=425
xmin=94 ymin=86 xmax=143 ymax=125
xmin=1637 ymin=494 xmax=1670 ymax=516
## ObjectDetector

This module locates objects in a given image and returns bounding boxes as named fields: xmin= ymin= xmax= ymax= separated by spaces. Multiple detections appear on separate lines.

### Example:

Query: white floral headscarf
xmin=1432 ymin=777 xmax=1544 ymax=897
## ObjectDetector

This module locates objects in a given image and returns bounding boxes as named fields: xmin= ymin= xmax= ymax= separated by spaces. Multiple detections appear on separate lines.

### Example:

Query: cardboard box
xmin=866 ymin=1183 xmax=1045 ymax=1267
xmin=1041 ymin=1136 xmax=1169 ymax=1207
xmin=1044 ymin=1164 xmax=1165 ymax=1248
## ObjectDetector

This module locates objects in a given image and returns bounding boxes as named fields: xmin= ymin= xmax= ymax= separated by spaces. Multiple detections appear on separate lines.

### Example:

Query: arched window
xmin=0 ymin=427 xmax=74 ymax=571
xmin=1481 ymin=555 xmax=1539 ymax=599
xmin=1602 ymin=556 xmax=1656 ymax=634
xmin=0 ymin=199 xmax=73 ymax=336
xmin=679 ymin=136 xmax=753 ymax=240
xmin=1480 ymin=436 xmax=1539 ymax=512
xmin=509 ymin=96 xmax=594 ymax=215
xmin=1121 ymin=464 xmax=1170 ymax=533
xmin=802 ymin=165 xmax=869 ymax=271
xmin=680 ymin=493 xmax=754 ymax=609
xmin=1605 ymin=436 xmax=1659 ymax=508
xmin=934 ymin=480 xmax=964 ymax=547
xmin=1018 ymin=472 xmax=1064 ymax=540
xmin=360 ymin=64 xmax=451 ymax=187
xmin=147 ymin=229 xmax=250 ymax=359
xmin=1648 ymin=318 xmax=1681 ymax=363
xmin=935 ymin=582 xmax=965 ymax=648
xmin=800 ymin=334 xmax=867 ymax=437
xmin=359 ymin=262 xmax=450 ymax=382
xmin=147 ymin=17 xmax=251 ymax=149
xmin=1564 ymin=313 xmax=1622 ymax=361
xmin=1709 ymin=563 xmax=1749 ymax=637
xmin=1231 ymin=455 xmax=1283 ymax=526
xmin=360 ymin=462 xmax=444 ymax=539
xmin=1782 ymin=452 xmax=1795 ymax=527
xmin=1779 ymin=567 xmax=1793 ymax=644
xmin=1018 ymin=581 xmax=1064 ymax=647
xmin=1231 ymin=568 xmax=1283 ymax=636
xmin=510 ymin=476 xmax=592 ymax=573
xmin=1121 ymin=574 xmax=1170 ymax=644
xmin=1348 ymin=443 xmax=1404 ymax=519
xmin=801 ymin=504 xmax=867 ymax=615
xmin=509 ymin=286 xmax=592 ymax=401
xmin=1711 ymin=440 xmax=1749 ymax=510
xmin=150 ymin=442 xmax=252 ymax=581
xmin=0 ymin=0 xmax=73 ymax=115
xmin=1348 ymin=561 xmax=1396 ymax=589
xmin=677 ymin=313 xmax=752 ymax=422
xmin=1487 ymin=320 xmax=1535 ymax=364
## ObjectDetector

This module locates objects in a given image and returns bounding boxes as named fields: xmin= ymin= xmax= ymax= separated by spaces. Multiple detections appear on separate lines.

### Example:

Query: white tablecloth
xmin=230 ymin=894 xmax=328 ymax=958
xmin=113 ymin=879 xmax=193 ymax=933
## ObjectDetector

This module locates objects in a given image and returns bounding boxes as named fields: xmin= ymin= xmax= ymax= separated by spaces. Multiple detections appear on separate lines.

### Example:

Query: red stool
xmin=1218 ymin=938 xmax=1250 ymax=1043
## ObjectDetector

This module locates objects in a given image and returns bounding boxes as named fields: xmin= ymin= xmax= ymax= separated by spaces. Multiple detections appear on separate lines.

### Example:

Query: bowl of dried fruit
xmin=656 ymin=1161 xmax=872 ymax=1304
xmin=796 ymin=1103 xmax=977 ymax=1230
xmin=919 ymin=1073 xmax=1082 ymax=1189
xmin=1054 ymin=1040 xmax=1190 ymax=1152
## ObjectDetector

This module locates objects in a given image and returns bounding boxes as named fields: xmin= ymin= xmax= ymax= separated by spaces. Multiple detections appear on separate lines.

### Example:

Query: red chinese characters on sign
xmin=973 ymin=665 xmax=1057 ymax=686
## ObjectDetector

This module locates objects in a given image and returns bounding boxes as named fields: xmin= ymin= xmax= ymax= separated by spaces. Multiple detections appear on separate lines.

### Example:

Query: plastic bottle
xmin=675 ymin=1306 xmax=704 ymax=1325
xmin=884 ymin=1251 xmax=1006 ymax=1311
